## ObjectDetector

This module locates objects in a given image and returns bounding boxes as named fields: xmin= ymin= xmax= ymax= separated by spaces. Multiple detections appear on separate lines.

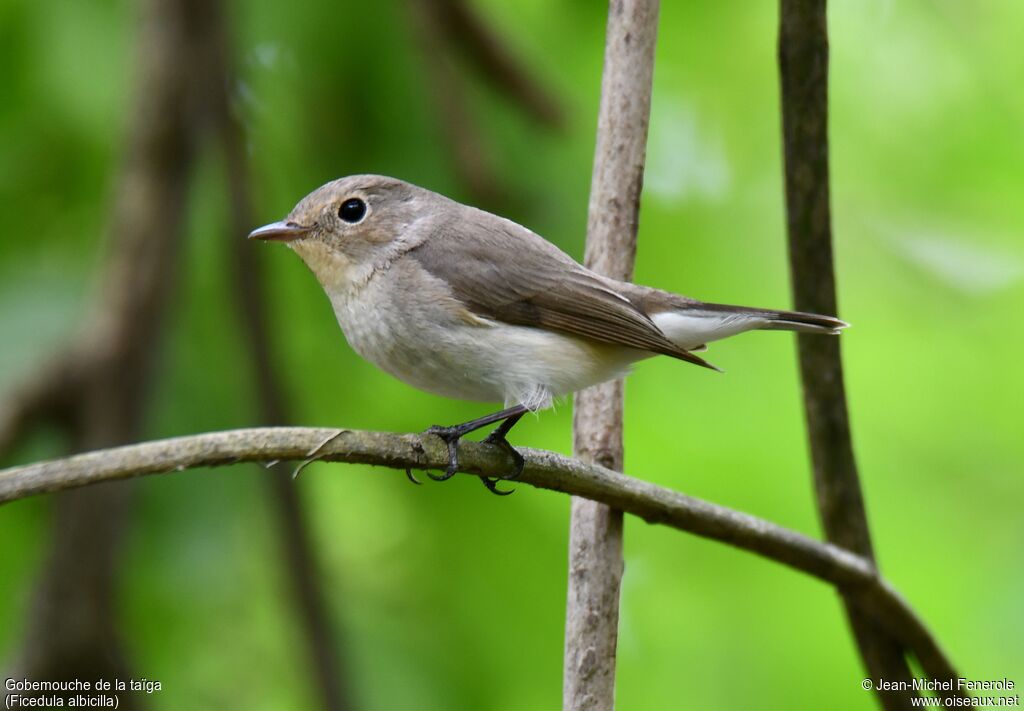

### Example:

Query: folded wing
xmin=409 ymin=211 xmax=719 ymax=371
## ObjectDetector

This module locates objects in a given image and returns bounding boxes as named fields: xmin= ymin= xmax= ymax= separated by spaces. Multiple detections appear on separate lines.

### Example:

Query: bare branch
xmin=0 ymin=354 xmax=81 ymax=460
xmin=0 ymin=426 xmax=957 ymax=686
xmin=430 ymin=0 xmax=565 ymax=129
xmin=778 ymin=1 xmax=963 ymax=706
xmin=203 ymin=4 xmax=353 ymax=709
xmin=4 ymin=0 xmax=208 ymax=699
xmin=406 ymin=0 xmax=504 ymax=206
xmin=566 ymin=2 xmax=659 ymax=709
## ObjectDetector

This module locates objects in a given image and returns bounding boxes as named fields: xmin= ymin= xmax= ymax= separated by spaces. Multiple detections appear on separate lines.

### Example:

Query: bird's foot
xmin=480 ymin=477 xmax=514 ymax=496
xmin=478 ymin=428 xmax=525 ymax=496
xmin=423 ymin=420 xmax=525 ymax=496
xmin=424 ymin=424 xmax=465 ymax=482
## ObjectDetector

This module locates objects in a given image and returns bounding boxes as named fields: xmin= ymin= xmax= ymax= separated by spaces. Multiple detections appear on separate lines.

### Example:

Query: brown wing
xmin=408 ymin=210 xmax=718 ymax=371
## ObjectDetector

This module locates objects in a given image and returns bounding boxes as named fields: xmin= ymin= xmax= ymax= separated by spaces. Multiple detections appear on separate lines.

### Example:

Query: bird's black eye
xmin=338 ymin=198 xmax=367 ymax=224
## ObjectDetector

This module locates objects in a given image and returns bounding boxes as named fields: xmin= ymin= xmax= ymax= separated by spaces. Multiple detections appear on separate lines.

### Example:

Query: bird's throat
xmin=289 ymin=240 xmax=358 ymax=293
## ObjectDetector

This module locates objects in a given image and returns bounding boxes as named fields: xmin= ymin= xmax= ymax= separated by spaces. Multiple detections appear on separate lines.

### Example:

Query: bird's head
xmin=248 ymin=174 xmax=435 ymax=290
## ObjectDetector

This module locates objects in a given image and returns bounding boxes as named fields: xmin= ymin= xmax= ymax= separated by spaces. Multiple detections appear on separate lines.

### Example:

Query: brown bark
xmin=407 ymin=0 xmax=503 ymax=206
xmin=0 ymin=424 xmax=959 ymax=689
xmin=4 ymin=0 xmax=207 ymax=704
xmin=430 ymin=0 xmax=564 ymax=128
xmin=405 ymin=0 xmax=565 ymax=208
xmin=565 ymin=2 xmax=660 ymax=710
xmin=204 ymin=4 xmax=353 ymax=707
xmin=778 ymin=1 xmax=963 ymax=707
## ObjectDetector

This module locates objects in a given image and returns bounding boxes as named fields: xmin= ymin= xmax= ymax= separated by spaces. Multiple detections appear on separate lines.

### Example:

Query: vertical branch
xmin=6 ymin=0 xmax=205 ymax=703
xmin=406 ymin=0 xmax=503 ymax=206
xmin=778 ymin=1 xmax=961 ymax=707
xmin=202 ymin=4 xmax=353 ymax=708
xmin=564 ymin=2 xmax=659 ymax=710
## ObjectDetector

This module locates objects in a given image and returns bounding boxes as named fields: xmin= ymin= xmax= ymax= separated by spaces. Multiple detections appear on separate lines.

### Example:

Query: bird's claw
xmin=425 ymin=425 xmax=461 ymax=481
xmin=423 ymin=420 xmax=524 ymax=496
xmin=476 ymin=430 xmax=525 ymax=495
xmin=405 ymin=468 xmax=422 ymax=485
xmin=482 ymin=430 xmax=525 ymax=481
xmin=481 ymin=476 xmax=514 ymax=496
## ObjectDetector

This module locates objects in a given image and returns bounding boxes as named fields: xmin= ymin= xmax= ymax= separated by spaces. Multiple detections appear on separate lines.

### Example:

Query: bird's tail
xmin=649 ymin=300 xmax=848 ymax=353
xmin=721 ymin=304 xmax=849 ymax=335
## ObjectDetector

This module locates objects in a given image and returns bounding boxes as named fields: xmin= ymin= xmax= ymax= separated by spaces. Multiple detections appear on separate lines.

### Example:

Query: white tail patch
xmin=651 ymin=310 xmax=764 ymax=351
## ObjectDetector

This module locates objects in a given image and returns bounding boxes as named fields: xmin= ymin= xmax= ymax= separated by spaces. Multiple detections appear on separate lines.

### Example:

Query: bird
xmin=249 ymin=175 xmax=847 ymax=494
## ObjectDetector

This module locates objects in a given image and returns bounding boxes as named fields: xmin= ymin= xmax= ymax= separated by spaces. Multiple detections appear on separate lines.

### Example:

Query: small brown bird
xmin=250 ymin=175 xmax=846 ymax=493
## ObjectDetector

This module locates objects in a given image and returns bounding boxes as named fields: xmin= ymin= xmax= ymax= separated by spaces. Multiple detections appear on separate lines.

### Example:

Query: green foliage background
xmin=1 ymin=1 xmax=1021 ymax=708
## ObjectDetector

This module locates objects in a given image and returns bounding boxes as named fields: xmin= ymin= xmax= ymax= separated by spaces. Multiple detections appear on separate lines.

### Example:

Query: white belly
xmin=327 ymin=270 xmax=640 ymax=410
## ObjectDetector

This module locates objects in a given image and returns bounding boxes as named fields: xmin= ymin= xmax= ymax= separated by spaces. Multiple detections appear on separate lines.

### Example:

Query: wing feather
xmin=408 ymin=211 xmax=718 ymax=371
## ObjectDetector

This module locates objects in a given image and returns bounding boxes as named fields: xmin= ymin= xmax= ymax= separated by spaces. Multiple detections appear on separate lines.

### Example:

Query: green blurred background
xmin=1 ymin=0 xmax=1021 ymax=708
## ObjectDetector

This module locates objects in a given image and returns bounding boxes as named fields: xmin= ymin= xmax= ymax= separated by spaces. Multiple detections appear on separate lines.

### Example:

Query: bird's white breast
xmin=324 ymin=258 xmax=641 ymax=410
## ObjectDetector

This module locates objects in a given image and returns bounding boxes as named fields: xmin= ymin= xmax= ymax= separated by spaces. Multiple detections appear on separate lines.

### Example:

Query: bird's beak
xmin=247 ymin=221 xmax=313 ymax=242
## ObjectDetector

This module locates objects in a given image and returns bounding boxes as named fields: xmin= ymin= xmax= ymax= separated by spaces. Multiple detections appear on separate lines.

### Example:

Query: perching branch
xmin=778 ymin=1 xmax=963 ymax=707
xmin=0 ymin=426 xmax=956 ymax=686
xmin=566 ymin=2 xmax=660 ymax=709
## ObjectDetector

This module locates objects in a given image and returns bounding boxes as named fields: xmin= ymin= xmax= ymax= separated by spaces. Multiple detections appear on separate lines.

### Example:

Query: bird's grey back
xmin=407 ymin=205 xmax=716 ymax=368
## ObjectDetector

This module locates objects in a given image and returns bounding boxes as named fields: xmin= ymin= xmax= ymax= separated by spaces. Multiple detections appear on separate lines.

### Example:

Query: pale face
xmin=250 ymin=174 xmax=429 ymax=291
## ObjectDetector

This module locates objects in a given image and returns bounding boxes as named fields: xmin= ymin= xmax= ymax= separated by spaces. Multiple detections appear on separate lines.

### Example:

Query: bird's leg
xmin=424 ymin=405 xmax=529 ymax=490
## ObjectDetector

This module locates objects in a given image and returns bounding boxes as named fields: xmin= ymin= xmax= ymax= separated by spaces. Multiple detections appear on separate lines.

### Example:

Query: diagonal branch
xmin=429 ymin=0 xmax=564 ymax=128
xmin=0 ymin=426 xmax=958 ymax=693
xmin=4 ymin=0 xmax=207 ymax=701
xmin=406 ymin=0 xmax=503 ymax=206
xmin=0 ymin=354 xmax=82 ymax=460
xmin=202 ymin=4 xmax=353 ymax=708
xmin=404 ymin=0 xmax=566 ymax=208
xmin=778 ymin=1 xmax=964 ymax=707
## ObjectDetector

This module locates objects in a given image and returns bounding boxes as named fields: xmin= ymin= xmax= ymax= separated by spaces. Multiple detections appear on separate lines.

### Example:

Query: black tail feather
xmin=699 ymin=302 xmax=848 ymax=334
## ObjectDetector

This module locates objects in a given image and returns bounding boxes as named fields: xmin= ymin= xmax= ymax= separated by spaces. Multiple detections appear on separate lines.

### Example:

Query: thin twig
xmin=0 ymin=354 xmax=81 ymax=459
xmin=0 ymin=425 xmax=957 ymax=688
xmin=778 ymin=1 xmax=963 ymax=707
xmin=431 ymin=0 xmax=564 ymax=128
xmin=203 ymin=3 xmax=353 ymax=707
xmin=406 ymin=0 xmax=503 ymax=206
xmin=4 ymin=0 xmax=205 ymax=700
xmin=566 ymin=2 xmax=660 ymax=710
